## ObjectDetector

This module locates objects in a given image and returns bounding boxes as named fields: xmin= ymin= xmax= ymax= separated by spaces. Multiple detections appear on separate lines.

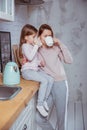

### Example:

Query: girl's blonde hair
xmin=19 ymin=24 xmax=38 ymax=58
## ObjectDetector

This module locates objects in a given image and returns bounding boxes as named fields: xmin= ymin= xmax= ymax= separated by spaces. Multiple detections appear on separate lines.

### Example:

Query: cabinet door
xmin=0 ymin=0 xmax=14 ymax=21
xmin=10 ymin=97 xmax=36 ymax=130
xmin=0 ymin=31 xmax=12 ymax=72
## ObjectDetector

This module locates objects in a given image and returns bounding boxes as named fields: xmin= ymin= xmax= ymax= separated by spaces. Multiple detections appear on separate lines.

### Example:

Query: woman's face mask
xmin=45 ymin=36 xmax=54 ymax=47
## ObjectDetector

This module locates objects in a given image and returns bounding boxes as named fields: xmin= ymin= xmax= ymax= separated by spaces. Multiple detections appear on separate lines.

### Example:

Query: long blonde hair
xmin=19 ymin=24 xmax=38 ymax=58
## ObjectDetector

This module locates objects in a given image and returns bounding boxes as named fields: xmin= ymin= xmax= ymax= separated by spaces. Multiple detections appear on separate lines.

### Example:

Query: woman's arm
xmin=54 ymin=38 xmax=73 ymax=64
xmin=38 ymin=52 xmax=45 ymax=67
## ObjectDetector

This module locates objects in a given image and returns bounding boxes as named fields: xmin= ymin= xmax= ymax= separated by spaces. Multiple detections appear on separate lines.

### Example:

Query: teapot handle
xmin=13 ymin=66 xmax=17 ymax=72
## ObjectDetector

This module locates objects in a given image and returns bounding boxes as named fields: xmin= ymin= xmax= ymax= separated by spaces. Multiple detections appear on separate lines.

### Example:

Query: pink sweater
xmin=39 ymin=44 xmax=73 ymax=81
xmin=21 ymin=43 xmax=41 ymax=71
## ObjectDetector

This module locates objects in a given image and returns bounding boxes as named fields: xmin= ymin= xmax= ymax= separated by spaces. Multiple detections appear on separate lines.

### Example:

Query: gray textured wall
xmin=0 ymin=0 xmax=87 ymax=102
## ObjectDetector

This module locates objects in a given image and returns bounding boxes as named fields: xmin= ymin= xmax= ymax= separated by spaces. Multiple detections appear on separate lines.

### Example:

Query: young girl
xmin=36 ymin=24 xmax=73 ymax=130
xmin=19 ymin=24 xmax=54 ymax=117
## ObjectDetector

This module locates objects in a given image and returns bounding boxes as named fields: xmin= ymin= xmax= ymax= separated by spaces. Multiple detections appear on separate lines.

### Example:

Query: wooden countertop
xmin=0 ymin=74 xmax=39 ymax=130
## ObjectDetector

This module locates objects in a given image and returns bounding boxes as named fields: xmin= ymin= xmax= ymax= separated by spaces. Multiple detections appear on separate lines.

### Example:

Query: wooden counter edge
xmin=0 ymin=74 xmax=39 ymax=130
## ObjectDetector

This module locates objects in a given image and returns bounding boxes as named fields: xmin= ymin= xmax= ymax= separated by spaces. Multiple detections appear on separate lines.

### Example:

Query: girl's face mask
xmin=45 ymin=36 xmax=54 ymax=47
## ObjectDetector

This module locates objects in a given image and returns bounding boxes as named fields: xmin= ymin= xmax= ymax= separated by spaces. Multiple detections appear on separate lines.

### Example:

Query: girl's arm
xmin=54 ymin=38 xmax=73 ymax=64
xmin=22 ymin=44 xmax=39 ymax=61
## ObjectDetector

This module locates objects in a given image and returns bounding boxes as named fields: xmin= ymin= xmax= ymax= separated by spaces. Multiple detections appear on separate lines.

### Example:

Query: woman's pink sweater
xmin=39 ymin=43 xmax=73 ymax=81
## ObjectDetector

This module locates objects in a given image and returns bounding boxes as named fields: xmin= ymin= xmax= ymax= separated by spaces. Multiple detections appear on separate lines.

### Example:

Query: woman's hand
xmin=39 ymin=60 xmax=45 ymax=67
xmin=40 ymin=61 xmax=45 ymax=67
xmin=22 ymin=56 xmax=28 ymax=65
xmin=53 ymin=37 xmax=61 ymax=46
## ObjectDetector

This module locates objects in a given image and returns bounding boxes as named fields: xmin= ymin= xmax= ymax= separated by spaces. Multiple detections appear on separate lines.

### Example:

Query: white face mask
xmin=45 ymin=36 xmax=54 ymax=47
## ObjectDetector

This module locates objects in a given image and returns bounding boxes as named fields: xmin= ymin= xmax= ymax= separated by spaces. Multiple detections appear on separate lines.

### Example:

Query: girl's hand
xmin=37 ymin=42 xmax=42 ymax=47
xmin=34 ymin=37 xmax=42 ymax=47
xmin=34 ymin=37 xmax=38 ymax=45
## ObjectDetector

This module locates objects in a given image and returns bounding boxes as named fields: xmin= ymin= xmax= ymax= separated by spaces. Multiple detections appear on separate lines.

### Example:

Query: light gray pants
xmin=22 ymin=69 xmax=54 ymax=105
xmin=36 ymin=80 xmax=69 ymax=130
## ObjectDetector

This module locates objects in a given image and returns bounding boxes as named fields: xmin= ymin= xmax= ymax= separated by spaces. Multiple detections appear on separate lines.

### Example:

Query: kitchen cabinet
xmin=9 ymin=97 xmax=36 ymax=130
xmin=0 ymin=0 xmax=14 ymax=21
xmin=0 ymin=31 xmax=12 ymax=72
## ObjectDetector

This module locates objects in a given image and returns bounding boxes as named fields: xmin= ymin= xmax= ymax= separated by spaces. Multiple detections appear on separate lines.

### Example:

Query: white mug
xmin=45 ymin=36 xmax=54 ymax=47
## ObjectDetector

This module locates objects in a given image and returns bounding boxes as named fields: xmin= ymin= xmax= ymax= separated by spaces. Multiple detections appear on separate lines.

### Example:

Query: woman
xmin=36 ymin=24 xmax=73 ymax=130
